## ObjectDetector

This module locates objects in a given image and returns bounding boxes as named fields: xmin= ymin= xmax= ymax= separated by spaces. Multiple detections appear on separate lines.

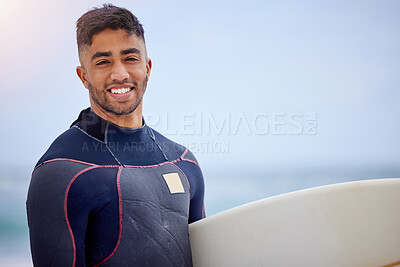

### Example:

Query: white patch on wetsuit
xmin=162 ymin=173 xmax=185 ymax=194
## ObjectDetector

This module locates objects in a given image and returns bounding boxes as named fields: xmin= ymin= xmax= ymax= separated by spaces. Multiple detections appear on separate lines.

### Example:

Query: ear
xmin=76 ymin=66 xmax=89 ymax=89
xmin=146 ymin=58 xmax=152 ymax=79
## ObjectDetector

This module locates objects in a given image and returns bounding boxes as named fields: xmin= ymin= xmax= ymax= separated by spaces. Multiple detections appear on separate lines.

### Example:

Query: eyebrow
xmin=121 ymin=48 xmax=141 ymax=55
xmin=91 ymin=51 xmax=111 ymax=62
xmin=91 ymin=48 xmax=141 ymax=62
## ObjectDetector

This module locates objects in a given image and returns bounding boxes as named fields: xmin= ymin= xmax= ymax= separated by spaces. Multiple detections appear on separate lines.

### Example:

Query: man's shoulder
xmin=151 ymin=127 xmax=199 ymax=165
xmin=35 ymin=127 xmax=86 ymax=166
xmin=36 ymin=125 xmax=116 ymax=167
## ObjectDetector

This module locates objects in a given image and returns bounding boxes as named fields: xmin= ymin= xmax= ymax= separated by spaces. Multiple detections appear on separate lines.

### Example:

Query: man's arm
xmin=27 ymin=161 xmax=87 ymax=266
xmin=175 ymin=150 xmax=206 ymax=223
xmin=27 ymin=161 xmax=120 ymax=266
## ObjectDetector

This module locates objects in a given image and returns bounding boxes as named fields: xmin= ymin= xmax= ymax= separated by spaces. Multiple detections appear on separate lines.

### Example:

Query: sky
xmin=1 ymin=0 xmax=398 ymax=173
xmin=0 ymin=0 xmax=399 ymax=264
xmin=0 ymin=0 xmax=399 ymax=189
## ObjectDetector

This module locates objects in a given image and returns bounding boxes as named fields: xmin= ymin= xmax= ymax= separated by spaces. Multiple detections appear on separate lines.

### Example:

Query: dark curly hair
xmin=76 ymin=4 xmax=145 ymax=54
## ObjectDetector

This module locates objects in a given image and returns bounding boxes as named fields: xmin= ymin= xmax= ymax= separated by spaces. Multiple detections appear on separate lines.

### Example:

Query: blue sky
xmin=1 ymin=0 xmax=399 ymax=171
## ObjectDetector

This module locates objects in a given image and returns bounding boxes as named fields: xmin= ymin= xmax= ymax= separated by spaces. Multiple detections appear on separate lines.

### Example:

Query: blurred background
xmin=0 ymin=0 xmax=399 ymax=265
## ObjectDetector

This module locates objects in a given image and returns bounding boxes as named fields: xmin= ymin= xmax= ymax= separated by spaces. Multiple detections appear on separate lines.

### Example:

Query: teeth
xmin=110 ymin=87 xmax=131 ymax=94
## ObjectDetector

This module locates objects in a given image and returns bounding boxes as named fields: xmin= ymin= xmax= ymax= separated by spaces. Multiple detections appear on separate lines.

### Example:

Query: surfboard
xmin=189 ymin=178 xmax=400 ymax=267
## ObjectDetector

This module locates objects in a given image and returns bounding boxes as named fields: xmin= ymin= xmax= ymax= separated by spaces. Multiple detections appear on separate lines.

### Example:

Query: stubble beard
xmin=88 ymin=77 xmax=147 ymax=116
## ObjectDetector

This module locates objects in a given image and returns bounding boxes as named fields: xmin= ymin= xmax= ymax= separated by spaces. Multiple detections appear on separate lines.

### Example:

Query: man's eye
xmin=96 ymin=60 xmax=109 ymax=66
xmin=126 ymin=57 xmax=138 ymax=62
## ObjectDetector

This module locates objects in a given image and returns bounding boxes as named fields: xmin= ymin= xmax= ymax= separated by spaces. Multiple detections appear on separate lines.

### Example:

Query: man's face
xmin=77 ymin=28 xmax=151 ymax=117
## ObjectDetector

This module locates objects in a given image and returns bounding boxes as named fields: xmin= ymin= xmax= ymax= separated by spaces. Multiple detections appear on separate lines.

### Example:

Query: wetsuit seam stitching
xmin=180 ymin=158 xmax=200 ymax=167
xmin=64 ymin=165 xmax=101 ymax=267
xmin=147 ymin=126 xmax=169 ymax=161
xmin=179 ymin=148 xmax=200 ymax=167
xmin=104 ymin=123 xmax=109 ymax=144
xmin=104 ymin=123 xmax=123 ymax=166
xmin=35 ymin=158 xmax=196 ymax=170
xmin=180 ymin=148 xmax=189 ymax=159
xmin=73 ymin=125 xmax=122 ymax=165
xmin=32 ymin=158 xmax=97 ymax=174
xmin=93 ymin=166 xmax=123 ymax=266
xmin=72 ymin=125 xmax=106 ymax=144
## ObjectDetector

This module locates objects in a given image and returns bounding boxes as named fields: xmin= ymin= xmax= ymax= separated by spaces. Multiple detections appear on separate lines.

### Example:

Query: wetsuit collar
xmin=71 ymin=108 xmax=148 ymax=143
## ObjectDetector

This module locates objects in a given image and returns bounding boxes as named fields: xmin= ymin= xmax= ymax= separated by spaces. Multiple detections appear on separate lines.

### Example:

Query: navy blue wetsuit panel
xmin=67 ymin=167 xmax=120 ymax=266
xmin=27 ymin=161 xmax=91 ymax=267
xmin=103 ymin=165 xmax=191 ymax=266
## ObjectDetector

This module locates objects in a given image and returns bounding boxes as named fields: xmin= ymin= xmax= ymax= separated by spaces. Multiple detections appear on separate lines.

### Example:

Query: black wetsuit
xmin=26 ymin=108 xmax=205 ymax=267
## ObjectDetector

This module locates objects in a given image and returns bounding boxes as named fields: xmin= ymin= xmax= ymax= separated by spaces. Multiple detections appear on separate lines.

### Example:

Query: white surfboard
xmin=189 ymin=178 xmax=400 ymax=267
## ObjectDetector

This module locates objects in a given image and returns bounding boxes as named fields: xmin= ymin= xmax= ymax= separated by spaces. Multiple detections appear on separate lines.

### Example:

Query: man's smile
xmin=106 ymin=84 xmax=135 ymax=100
xmin=109 ymin=87 xmax=132 ymax=94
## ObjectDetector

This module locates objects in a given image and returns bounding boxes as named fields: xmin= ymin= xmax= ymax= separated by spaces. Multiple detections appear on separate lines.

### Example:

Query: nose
xmin=110 ymin=62 xmax=129 ymax=82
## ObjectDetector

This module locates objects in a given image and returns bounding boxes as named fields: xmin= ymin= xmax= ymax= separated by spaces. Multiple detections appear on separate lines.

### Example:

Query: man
xmin=26 ymin=4 xmax=205 ymax=267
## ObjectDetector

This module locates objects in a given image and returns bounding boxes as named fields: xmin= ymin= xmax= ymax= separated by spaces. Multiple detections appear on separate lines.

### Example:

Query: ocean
xmin=1 ymin=164 xmax=399 ymax=266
